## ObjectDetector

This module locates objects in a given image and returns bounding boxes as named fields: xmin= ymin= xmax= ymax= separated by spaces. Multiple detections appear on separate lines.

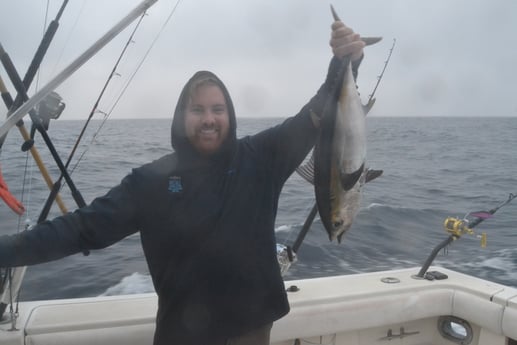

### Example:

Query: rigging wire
xmin=70 ymin=0 xmax=183 ymax=174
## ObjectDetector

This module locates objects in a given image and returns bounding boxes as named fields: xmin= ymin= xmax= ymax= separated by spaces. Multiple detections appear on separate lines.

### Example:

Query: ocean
xmin=1 ymin=116 xmax=516 ymax=301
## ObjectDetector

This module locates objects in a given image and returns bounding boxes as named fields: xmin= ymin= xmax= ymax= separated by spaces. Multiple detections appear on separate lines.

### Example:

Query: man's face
xmin=184 ymin=84 xmax=230 ymax=156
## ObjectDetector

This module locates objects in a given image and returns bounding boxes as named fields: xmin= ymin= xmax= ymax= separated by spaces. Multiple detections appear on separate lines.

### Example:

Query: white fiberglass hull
xmin=0 ymin=267 xmax=516 ymax=345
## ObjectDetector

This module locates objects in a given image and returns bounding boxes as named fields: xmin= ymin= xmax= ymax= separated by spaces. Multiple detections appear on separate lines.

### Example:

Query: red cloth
xmin=0 ymin=165 xmax=25 ymax=215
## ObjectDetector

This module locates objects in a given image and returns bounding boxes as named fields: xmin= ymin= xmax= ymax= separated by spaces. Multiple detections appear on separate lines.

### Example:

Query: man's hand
xmin=330 ymin=21 xmax=365 ymax=61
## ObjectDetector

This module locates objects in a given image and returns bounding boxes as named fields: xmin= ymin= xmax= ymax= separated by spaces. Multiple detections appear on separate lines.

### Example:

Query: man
xmin=0 ymin=19 xmax=365 ymax=345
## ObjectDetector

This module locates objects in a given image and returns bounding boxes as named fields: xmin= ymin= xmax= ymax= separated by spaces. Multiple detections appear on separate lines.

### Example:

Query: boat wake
xmin=99 ymin=272 xmax=154 ymax=296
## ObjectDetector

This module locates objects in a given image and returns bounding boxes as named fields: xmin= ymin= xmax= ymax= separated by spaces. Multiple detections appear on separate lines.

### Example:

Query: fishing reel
xmin=277 ymin=244 xmax=297 ymax=276
xmin=38 ymin=91 xmax=65 ymax=123
xmin=443 ymin=217 xmax=487 ymax=248
xmin=22 ymin=91 xmax=65 ymax=152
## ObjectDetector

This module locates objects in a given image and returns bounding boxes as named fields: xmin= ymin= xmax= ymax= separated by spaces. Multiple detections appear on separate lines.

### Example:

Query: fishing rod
xmin=367 ymin=38 xmax=396 ymax=107
xmin=1 ymin=0 xmax=158 ymax=219
xmin=0 ymin=1 xmax=70 ymax=321
xmin=0 ymin=0 xmax=68 ymax=149
xmin=277 ymin=203 xmax=318 ymax=275
xmin=0 ymin=43 xmax=87 ymax=210
xmin=38 ymin=11 xmax=148 ymax=224
xmin=416 ymin=192 xmax=517 ymax=279
xmin=0 ymin=1 xmax=158 ymax=325
xmin=0 ymin=0 xmax=71 ymax=213
xmin=0 ymin=74 xmax=67 ymax=214
xmin=0 ymin=0 xmax=158 ymax=139
xmin=0 ymin=0 xmax=69 ymax=214
xmin=70 ymin=0 xmax=184 ymax=176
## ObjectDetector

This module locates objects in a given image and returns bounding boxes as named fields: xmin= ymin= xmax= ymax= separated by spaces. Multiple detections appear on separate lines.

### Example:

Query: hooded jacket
xmin=0 ymin=57 xmax=351 ymax=345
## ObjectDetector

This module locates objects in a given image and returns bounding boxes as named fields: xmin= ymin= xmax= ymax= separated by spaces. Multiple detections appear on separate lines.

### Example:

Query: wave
xmin=99 ymin=272 xmax=154 ymax=296
xmin=275 ymin=224 xmax=294 ymax=233
xmin=437 ymin=248 xmax=517 ymax=288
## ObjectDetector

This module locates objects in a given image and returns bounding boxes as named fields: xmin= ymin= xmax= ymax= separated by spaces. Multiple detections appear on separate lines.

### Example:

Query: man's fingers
xmin=331 ymin=23 xmax=353 ymax=37
xmin=330 ymin=20 xmax=364 ymax=60
xmin=331 ymin=40 xmax=365 ymax=60
xmin=330 ymin=32 xmax=363 ymax=50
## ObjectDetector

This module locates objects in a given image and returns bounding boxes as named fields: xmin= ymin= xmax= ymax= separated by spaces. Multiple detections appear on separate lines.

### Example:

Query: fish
xmin=296 ymin=6 xmax=382 ymax=242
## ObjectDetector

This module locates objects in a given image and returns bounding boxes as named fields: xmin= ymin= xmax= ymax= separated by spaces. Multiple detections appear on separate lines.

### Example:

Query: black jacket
xmin=0 ymin=57 xmax=352 ymax=344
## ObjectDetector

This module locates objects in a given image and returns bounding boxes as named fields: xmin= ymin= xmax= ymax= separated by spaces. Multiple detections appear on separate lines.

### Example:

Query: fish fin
xmin=365 ymin=169 xmax=383 ymax=183
xmin=340 ymin=163 xmax=364 ymax=190
xmin=363 ymin=97 xmax=376 ymax=115
xmin=362 ymin=37 xmax=383 ymax=46
xmin=295 ymin=152 xmax=315 ymax=185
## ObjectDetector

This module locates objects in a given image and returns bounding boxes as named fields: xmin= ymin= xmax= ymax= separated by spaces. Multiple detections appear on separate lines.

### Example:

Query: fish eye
xmin=333 ymin=220 xmax=344 ymax=228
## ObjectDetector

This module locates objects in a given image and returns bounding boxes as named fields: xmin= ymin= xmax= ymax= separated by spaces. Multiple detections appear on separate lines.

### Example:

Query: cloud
xmin=1 ymin=0 xmax=516 ymax=121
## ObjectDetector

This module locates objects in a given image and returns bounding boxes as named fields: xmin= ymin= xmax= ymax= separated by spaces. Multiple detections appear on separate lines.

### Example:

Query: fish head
xmin=328 ymin=187 xmax=362 ymax=243
xmin=328 ymin=213 xmax=354 ymax=243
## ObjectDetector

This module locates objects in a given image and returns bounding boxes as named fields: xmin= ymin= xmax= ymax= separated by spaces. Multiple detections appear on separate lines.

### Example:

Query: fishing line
xmin=36 ymin=8 xmax=152 ymax=216
xmin=48 ymin=0 xmax=86 ymax=79
xmin=17 ymin=0 xmax=56 ymax=225
xmin=0 ymin=0 xmax=71 ymax=210
xmin=65 ymin=12 xmax=149 ymax=169
xmin=94 ymin=0 xmax=183 ymax=131
xmin=0 ymin=1 xmax=70 ymax=321
xmin=70 ymin=0 xmax=183 ymax=174
xmin=20 ymin=147 xmax=39 ymax=230
xmin=35 ymin=0 xmax=51 ymax=92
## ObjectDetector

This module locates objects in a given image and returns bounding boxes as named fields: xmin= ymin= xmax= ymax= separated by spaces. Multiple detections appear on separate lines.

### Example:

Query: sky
xmin=1 ymin=0 xmax=516 ymax=121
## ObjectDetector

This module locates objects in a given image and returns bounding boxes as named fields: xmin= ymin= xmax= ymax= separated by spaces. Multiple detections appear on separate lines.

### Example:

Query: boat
xmin=0 ymin=265 xmax=516 ymax=345
xmin=1 ymin=2 xmax=517 ymax=345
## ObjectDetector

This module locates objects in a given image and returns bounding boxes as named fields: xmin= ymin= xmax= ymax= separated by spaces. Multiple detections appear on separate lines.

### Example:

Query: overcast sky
xmin=1 ymin=0 xmax=516 ymax=120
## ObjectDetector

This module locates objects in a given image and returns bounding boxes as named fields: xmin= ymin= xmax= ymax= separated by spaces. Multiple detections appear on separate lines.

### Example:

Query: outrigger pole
xmin=0 ymin=0 xmax=158 ymax=139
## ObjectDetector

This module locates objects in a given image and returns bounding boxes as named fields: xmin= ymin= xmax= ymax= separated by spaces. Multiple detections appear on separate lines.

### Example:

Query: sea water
xmin=0 ymin=117 xmax=516 ymax=301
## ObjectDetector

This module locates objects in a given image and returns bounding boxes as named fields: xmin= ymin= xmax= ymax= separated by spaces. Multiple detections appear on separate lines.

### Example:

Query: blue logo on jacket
xmin=168 ymin=176 xmax=183 ymax=193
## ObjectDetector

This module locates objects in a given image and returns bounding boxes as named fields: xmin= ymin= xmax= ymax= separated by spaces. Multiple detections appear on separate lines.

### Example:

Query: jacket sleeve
xmin=248 ymin=56 xmax=358 ymax=183
xmin=0 ymin=173 xmax=141 ymax=268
